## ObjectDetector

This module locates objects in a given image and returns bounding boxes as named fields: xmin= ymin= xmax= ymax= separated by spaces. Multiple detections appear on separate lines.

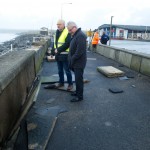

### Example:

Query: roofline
xmin=98 ymin=24 xmax=150 ymax=32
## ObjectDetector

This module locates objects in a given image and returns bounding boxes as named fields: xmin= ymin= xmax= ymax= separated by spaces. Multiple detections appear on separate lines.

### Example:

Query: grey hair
xmin=57 ymin=19 xmax=65 ymax=25
xmin=67 ymin=21 xmax=78 ymax=28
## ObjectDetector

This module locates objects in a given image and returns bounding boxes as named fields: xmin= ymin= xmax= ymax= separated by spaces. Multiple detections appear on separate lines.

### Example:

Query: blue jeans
xmin=57 ymin=61 xmax=73 ymax=85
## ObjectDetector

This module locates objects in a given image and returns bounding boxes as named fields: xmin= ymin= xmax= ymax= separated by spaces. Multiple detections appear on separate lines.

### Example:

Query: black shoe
xmin=70 ymin=97 xmax=83 ymax=102
xmin=71 ymin=92 xmax=77 ymax=96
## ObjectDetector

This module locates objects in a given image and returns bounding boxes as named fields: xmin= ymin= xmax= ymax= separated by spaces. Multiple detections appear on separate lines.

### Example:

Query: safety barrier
xmin=96 ymin=44 xmax=150 ymax=76
xmin=0 ymin=40 xmax=50 ymax=146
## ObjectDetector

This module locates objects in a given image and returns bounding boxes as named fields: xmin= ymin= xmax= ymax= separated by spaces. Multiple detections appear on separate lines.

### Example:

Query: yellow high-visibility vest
xmin=54 ymin=28 xmax=69 ymax=52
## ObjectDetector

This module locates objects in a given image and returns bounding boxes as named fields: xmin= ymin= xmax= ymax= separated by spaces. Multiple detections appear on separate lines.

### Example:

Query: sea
xmin=0 ymin=33 xmax=18 ymax=44
xmin=86 ymin=36 xmax=150 ymax=55
xmin=0 ymin=29 xmax=35 ymax=44
xmin=111 ymin=40 xmax=150 ymax=55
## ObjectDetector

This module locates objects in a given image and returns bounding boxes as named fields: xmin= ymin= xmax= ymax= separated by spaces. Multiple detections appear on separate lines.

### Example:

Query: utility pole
xmin=145 ymin=26 xmax=147 ymax=39
xmin=61 ymin=3 xmax=72 ymax=19
xmin=109 ymin=16 xmax=114 ymax=46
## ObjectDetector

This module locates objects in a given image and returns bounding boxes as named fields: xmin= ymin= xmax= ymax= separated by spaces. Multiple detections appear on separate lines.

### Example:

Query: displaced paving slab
xmin=87 ymin=57 xmax=97 ymax=60
xmin=27 ymin=104 xmax=67 ymax=150
xmin=41 ymin=75 xmax=90 ymax=84
xmin=97 ymin=66 xmax=124 ymax=77
xmin=41 ymin=75 xmax=75 ymax=84
xmin=119 ymin=76 xmax=129 ymax=80
xmin=44 ymin=83 xmax=76 ymax=92
xmin=109 ymin=88 xmax=124 ymax=93
xmin=27 ymin=115 xmax=57 ymax=150
xmin=41 ymin=75 xmax=59 ymax=84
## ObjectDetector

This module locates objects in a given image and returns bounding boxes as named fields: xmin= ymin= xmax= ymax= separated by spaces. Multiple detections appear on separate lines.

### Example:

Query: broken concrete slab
xmin=109 ymin=88 xmax=123 ymax=93
xmin=41 ymin=74 xmax=75 ymax=84
xmin=87 ymin=58 xmax=97 ymax=60
xmin=125 ymin=72 xmax=135 ymax=78
xmin=40 ymin=76 xmax=59 ymax=84
xmin=97 ymin=66 xmax=124 ymax=77
xmin=41 ymin=75 xmax=90 ymax=84
xmin=44 ymin=83 xmax=76 ymax=92
xmin=27 ymin=115 xmax=57 ymax=150
xmin=119 ymin=76 xmax=129 ymax=80
xmin=26 ymin=104 xmax=67 ymax=150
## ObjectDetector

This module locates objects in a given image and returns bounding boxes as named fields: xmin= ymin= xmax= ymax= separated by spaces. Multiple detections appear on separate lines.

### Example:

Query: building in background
xmin=98 ymin=24 xmax=150 ymax=40
xmin=40 ymin=27 xmax=48 ymax=36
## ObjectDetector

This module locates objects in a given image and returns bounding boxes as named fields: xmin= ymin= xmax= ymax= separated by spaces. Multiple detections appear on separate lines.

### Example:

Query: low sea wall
xmin=95 ymin=44 xmax=150 ymax=76
xmin=0 ymin=40 xmax=49 ymax=145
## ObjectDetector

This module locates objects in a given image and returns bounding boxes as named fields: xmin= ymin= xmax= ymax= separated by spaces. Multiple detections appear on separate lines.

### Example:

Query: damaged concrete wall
xmin=0 ymin=40 xmax=49 ymax=145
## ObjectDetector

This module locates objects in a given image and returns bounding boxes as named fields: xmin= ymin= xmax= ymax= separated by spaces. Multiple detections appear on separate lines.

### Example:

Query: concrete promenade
xmin=26 ymin=49 xmax=150 ymax=150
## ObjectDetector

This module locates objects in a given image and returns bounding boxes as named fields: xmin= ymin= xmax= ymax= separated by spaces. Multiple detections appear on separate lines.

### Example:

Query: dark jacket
xmin=52 ymin=28 xmax=71 ymax=61
xmin=68 ymin=28 xmax=87 ymax=69
xmin=100 ymin=34 xmax=109 ymax=45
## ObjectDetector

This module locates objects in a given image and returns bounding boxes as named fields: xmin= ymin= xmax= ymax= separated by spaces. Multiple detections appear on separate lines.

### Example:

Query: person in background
xmin=100 ymin=31 xmax=109 ymax=45
xmin=91 ymin=30 xmax=100 ymax=52
xmin=45 ymin=19 xmax=73 ymax=90
xmin=67 ymin=21 xmax=87 ymax=102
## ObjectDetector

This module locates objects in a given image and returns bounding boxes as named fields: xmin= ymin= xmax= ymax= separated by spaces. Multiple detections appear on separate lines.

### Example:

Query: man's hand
xmin=55 ymin=49 xmax=58 ymax=54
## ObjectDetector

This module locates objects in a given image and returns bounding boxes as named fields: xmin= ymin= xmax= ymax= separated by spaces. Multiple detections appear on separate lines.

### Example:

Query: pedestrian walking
xmin=67 ymin=21 xmax=87 ymax=102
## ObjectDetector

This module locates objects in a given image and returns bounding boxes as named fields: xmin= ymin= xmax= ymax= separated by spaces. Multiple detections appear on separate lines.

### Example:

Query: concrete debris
xmin=119 ymin=76 xmax=129 ymax=80
xmin=97 ymin=66 xmax=124 ymax=77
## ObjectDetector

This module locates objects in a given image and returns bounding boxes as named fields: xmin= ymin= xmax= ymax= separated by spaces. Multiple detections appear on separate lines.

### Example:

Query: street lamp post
xmin=145 ymin=26 xmax=147 ymax=39
xmin=61 ymin=3 xmax=72 ymax=19
xmin=109 ymin=16 xmax=114 ymax=46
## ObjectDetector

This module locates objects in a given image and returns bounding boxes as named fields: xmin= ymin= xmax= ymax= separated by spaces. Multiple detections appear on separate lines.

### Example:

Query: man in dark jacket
xmin=100 ymin=31 xmax=109 ymax=45
xmin=67 ymin=21 xmax=87 ymax=102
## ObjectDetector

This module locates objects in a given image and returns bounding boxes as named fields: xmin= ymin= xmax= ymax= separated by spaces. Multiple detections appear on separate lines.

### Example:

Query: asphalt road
xmin=38 ymin=50 xmax=150 ymax=150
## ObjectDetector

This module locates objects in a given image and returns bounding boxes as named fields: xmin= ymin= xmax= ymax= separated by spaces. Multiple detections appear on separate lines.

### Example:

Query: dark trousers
xmin=57 ymin=61 xmax=72 ymax=85
xmin=74 ymin=68 xmax=84 ymax=99
xmin=92 ymin=44 xmax=97 ymax=48
xmin=92 ymin=44 xmax=97 ymax=52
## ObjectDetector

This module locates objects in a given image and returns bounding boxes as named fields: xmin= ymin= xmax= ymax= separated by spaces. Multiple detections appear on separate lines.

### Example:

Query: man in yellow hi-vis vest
xmin=45 ymin=19 xmax=73 ymax=90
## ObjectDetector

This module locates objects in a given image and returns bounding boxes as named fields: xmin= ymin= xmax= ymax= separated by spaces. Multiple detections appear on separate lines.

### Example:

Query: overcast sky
xmin=0 ymin=0 xmax=150 ymax=31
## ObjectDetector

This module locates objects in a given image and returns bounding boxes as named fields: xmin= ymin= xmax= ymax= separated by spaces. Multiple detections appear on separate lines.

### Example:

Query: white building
xmin=98 ymin=24 xmax=150 ymax=40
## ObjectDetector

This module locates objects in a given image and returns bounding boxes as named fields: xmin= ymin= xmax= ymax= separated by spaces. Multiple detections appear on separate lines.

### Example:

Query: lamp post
xmin=145 ymin=26 xmax=147 ymax=39
xmin=109 ymin=16 xmax=114 ymax=46
xmin=61 ymin=3 xmax=72 ymax=19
